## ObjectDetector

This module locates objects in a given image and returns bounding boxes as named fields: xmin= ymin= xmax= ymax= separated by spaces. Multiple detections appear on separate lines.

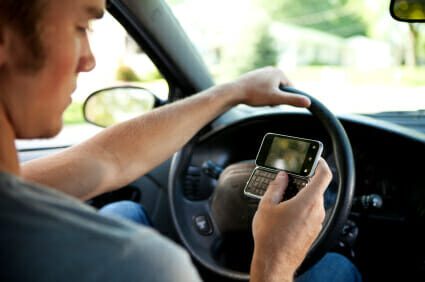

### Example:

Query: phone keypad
xmin=245 ymin=169 xmax=276 ymax=197
xmin=244 ymin=168 xmax=308 ymax=200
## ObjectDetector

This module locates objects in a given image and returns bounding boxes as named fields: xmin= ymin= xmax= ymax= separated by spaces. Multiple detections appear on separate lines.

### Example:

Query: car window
xmin=17 ymin=12 xmax=169 ymax=150
xmin=167 ymin=0 xmax=425 ymax=115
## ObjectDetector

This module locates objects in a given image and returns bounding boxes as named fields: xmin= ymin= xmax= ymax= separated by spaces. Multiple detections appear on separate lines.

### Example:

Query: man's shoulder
xmin=0 ymin=171 xmax=154 ymax=240
xmin=0 ymin=172 xmax=200 ymax=281
xmin=0 ymin=171 xmax=89 ymax=208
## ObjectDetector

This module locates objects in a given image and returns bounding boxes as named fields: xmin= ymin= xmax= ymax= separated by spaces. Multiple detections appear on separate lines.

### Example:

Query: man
xmin=0 ymin=0 xmax=361 ymax=281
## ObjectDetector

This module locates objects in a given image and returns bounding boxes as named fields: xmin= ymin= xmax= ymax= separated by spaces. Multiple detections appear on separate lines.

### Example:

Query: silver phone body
xmin=244 ymin=133 xmax=323 ymax=200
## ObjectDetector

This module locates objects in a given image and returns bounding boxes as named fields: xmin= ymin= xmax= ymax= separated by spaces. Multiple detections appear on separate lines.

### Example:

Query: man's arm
xmin=22 ymin=67 xmax=310 ymax=200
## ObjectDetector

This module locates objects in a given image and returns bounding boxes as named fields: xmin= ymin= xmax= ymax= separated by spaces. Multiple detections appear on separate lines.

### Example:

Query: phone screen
xmin=264 ymin=137 xmax=310 ymax=173
xmin=256 ymin=134 xmax=322 ymax=176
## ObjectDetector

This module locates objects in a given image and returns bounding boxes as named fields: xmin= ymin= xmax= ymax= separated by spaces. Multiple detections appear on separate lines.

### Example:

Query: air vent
xmin=184 ymin=166 xmax=202 ymax=200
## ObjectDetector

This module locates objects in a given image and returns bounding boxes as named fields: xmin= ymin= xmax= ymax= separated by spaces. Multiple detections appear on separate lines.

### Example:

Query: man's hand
xmin=230 ymin=66 xmax=311 ymax=108
xmin=250 ymin=159 xmax=332 ymax=282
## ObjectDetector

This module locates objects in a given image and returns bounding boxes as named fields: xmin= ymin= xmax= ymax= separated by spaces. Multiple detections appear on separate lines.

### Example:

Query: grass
xmin=286 ymin=66 xmax=425 ymax=87
xmin=63 ymin=101 xmax=85 ymax=125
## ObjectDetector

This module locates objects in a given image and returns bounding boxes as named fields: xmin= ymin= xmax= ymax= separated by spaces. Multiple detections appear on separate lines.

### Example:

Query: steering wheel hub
xmin=211 ymin=161 xmax=257 ymax=234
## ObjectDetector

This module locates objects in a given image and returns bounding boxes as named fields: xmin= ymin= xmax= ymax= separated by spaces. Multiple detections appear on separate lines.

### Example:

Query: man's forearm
xmin=85 ymin=83 xmax=241 ymax=191
xmin=22 ymin=67 xmax=309 ymax=199
xmin=22 ymin=83 xmax=241 ymax=199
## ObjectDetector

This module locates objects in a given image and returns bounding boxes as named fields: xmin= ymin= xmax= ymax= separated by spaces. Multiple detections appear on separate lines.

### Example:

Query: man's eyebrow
xmin=85 ymin=6 xmax=105 ymax=19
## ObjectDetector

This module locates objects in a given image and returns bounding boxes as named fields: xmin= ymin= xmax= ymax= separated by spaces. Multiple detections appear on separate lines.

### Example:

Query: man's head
xmin=0 ymin=0 xmax=105 ymax=139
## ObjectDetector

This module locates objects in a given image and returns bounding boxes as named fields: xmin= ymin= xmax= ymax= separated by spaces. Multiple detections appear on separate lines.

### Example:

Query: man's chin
xmin=16 ymin=122 xmax=63 ymax=139
xmin=43 ymin=127 xmax=63 ymax=139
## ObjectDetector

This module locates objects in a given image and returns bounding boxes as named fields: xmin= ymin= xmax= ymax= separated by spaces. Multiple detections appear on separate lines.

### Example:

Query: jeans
xmin=99 ymin=200 xmax=153 ymax=226
xmin=296 ymin=253 xmax=362 ymax=282
xmin=99 ymin=201 xmax=362 ymax=282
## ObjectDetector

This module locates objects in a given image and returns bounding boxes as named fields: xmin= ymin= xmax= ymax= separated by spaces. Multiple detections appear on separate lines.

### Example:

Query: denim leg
xmin=296 ymin=253 xmax=362 ymax=282
xmin=99 ymin=200 xmax=153 ymax=227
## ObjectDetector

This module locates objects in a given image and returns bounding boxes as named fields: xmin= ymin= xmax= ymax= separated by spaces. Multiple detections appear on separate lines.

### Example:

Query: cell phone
xmin=244 ymin=133 xmax=323 ymax=200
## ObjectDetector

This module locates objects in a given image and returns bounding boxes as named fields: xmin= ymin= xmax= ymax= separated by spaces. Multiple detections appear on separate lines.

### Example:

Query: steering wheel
xmin=169 ymin=86 xmax=355 ymax=280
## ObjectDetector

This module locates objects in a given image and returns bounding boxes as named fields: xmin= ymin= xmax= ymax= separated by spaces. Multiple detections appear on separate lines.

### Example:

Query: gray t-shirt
xmin=0 ymin=172 xmax=201 ymax=281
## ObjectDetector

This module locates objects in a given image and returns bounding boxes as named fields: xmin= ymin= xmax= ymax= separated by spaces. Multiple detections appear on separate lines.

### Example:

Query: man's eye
xmin=76 ymin=23 xmax=93 ymax=34
xmin=76 ymin=27 xmax=87 ymax=33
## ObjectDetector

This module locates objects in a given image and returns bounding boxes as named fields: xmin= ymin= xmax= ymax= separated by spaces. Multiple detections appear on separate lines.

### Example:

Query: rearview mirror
xmin=83 ymin=86 xmax=163 ymax=128
xmin=390 ymin=0 xmax=425 ymax=22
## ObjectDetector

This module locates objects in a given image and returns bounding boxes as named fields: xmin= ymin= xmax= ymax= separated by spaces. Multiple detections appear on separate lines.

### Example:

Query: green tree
xmin=240 ymin=27 xmax=279 ymax=73
xmin=63 ymin=102 xmax=85 ymax=125
xmin=116 ymin=65 xmax=141 ymax=82
xmin=253 ymin=31 xmax=278 ymax=68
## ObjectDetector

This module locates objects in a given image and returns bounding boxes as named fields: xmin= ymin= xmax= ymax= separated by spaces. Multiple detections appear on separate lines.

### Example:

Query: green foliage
xmin=221 ymin=23 xmax=279 ymax=77
xmin=63 ymin=102 xmax=85 ymax=125
xmin=241 ymin=30 xmax=279 ymax=72
xmin=116 ymin=65 xmax=142 ymax=82
xmin=116 ymin=65 xmax=163 ymax=82
xmin=257 ymin=0 xmax=367 ymax=38
xmin=143 ymin=69 xmax=163 ymax=81
xmin=400 ymin=67 xmax=425 ymax=86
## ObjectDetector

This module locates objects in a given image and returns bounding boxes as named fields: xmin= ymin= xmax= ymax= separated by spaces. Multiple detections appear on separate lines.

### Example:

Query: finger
xmin=260 ymin=171 xmax=289 ymax=206
xmin=272 ymin=68 xmax=311 ymax=107
xmin=296 ymin=159 xmax=332 ymax=203
xmin=308 ymin=159 xmax=333 ymax=194
xmin=272 ymin=90 xmax=311 ymax=108
xmin=274 ymin=67 xmax=294 ymax=87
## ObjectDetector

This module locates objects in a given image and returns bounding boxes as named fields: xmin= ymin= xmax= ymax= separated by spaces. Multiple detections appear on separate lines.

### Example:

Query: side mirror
xmin=390 ymin=0 xmax=425 ymax=22
xmin=83 ymin=86 xmax=163 ymax=128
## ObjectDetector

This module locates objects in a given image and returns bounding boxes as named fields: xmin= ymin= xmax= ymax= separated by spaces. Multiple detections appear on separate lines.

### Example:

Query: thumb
xmin=260 ymin=171 xmax=289 ymax=206
xmin=297 ymin=159 xmax=332 ymax=203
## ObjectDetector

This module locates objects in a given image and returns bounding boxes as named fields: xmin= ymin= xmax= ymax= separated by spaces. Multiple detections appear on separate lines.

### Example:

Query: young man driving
xmin=0 ymin=0 xmax=361 ymax=281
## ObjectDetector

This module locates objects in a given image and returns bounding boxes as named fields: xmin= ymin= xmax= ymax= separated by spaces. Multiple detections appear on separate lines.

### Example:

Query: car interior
xmin=17 ymin=0 xmax=425 ymax=281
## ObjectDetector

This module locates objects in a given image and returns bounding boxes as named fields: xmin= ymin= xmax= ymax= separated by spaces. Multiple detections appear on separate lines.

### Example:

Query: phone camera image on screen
xmin=264 ymin=137 xmax=310 ymax=174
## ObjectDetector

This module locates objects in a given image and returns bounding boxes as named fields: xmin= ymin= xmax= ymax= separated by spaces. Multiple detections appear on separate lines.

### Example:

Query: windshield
xmin=167 ymin=0 xmax=425 ymax=114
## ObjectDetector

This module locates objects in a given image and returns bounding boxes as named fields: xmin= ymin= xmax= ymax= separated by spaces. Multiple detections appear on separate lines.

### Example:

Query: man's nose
xmin=78 ymin=40 xmax=96 ymax=72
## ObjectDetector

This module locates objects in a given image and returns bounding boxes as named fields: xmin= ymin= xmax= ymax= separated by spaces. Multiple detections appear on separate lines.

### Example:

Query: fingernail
xmin=303 ymin=97 xmax=311 ymax=107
